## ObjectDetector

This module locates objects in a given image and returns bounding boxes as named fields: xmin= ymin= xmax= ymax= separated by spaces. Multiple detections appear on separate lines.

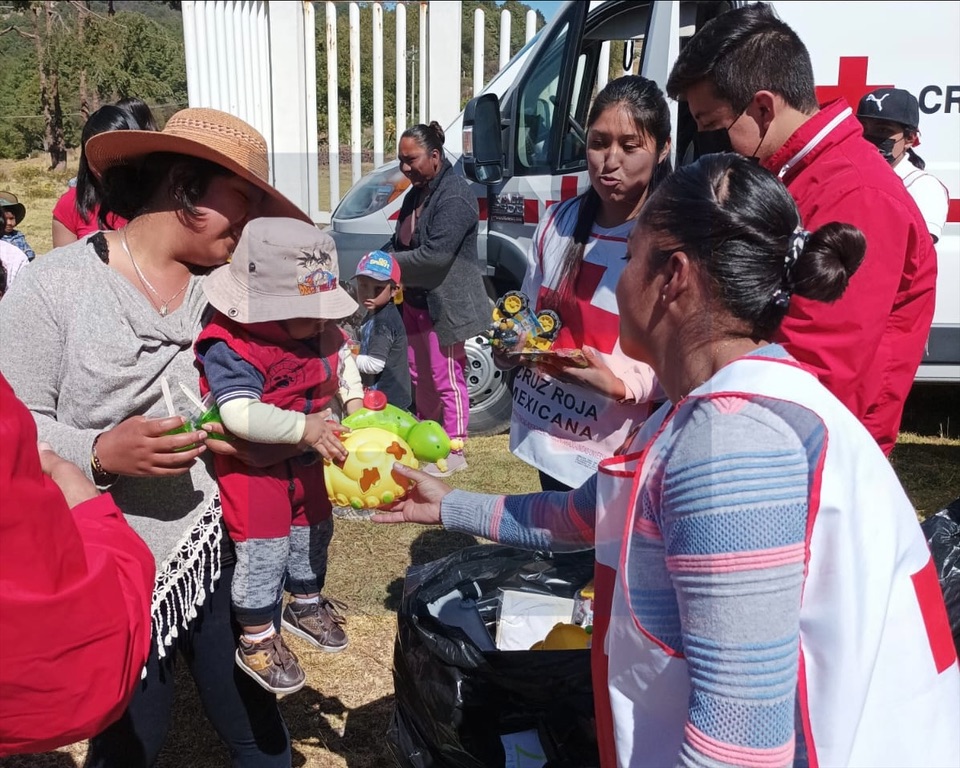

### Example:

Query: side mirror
xmin=463 ymin=93 xmax=503 ymax=185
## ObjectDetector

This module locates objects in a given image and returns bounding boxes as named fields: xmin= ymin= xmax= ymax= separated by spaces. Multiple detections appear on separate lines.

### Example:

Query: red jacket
xmin=764 ymin=100 xmax=937 ymax=455
xmin=0 ymin=375 xmax=154 ymax=756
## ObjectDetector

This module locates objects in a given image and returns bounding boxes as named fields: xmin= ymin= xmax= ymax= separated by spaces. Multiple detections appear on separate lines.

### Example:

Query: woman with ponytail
xmin=376 ymin=154 xmax=959 ymax=767
xmin=507 ymin=76 xmax=669 ymax=491
xmin=390 ymin=121 xmax=489 ymax=476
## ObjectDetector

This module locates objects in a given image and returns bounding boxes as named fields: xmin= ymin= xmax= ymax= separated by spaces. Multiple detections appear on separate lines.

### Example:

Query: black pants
xmin=85 ymin=562 xmax=291 ymax=768
xmin=538 ymin=469 xmax=574 ymax=493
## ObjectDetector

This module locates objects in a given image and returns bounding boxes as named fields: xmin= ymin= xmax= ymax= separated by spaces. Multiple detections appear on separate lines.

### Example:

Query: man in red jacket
xmin=666 ymin=2 xmax=936 ymax=455
xmin=0 ymin=374 xmax=155 ymax=756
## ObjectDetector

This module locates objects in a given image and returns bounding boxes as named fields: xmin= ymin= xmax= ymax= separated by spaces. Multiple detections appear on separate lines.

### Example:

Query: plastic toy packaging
xmin=324 ymin=390 xmax=463 ymax=509
xmin=487 ymin=290 xmax=590 ymax=368
xmin=487 ymin=290 xmax=561 ymax=354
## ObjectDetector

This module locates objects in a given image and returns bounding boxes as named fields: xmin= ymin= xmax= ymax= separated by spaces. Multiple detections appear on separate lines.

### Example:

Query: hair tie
xmin=771 ymin=228 xmax=809 ymax=310
xmin=785 ymin=228 xmax=810 ymax=275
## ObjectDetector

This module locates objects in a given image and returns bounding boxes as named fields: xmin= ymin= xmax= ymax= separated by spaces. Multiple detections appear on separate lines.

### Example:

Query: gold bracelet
xmin=91 ymin=433 xmax=119 ymax=488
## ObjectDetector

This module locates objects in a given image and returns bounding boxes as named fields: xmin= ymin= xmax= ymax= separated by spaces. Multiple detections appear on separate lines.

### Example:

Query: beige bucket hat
xmin=84 ymin=107 xmax=310 ymax=223
xmin=202 ymin=217 xmax=359 ymax=324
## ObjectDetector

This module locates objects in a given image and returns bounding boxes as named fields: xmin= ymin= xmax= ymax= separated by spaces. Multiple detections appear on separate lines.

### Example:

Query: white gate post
xmin=372 ymin=3 xmax=384 ymax=167
xmin=499 ymin=9 xmax=511 ymax=69
xmin=473 ymin=8 xmax=484 ymax=97
xmin=348 ymin=2 xmax=362 ymax=183
xmin=395 ymin=3 xmax=407 ymax=141
xmin=418 ymin=2 xmax=427 ymax=123
xmin=266 ymin=0 xmax=319 ymax=220
xmin=525 ymin=9 xmax=536 ymax=42
xmin=426 ymin=1 xmax=462 ymax=129
xmin=325 ymin=1 xmax=340 ymax=209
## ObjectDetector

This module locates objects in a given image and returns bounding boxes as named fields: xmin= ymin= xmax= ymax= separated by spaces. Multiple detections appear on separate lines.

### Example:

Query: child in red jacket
xmin=196 ymin=217 xmax=358 ymax=695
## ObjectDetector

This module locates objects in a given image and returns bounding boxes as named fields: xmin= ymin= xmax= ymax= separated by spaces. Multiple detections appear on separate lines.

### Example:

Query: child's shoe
xmin=282 ymin=596 xmax=348 ymax=652
xmin=235 ymin=632 xmax=306 ymax=695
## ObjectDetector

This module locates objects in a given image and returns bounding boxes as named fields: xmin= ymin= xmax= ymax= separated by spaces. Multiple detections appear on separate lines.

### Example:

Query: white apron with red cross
xmin=591 ymin=355 xmax=960 ymax=768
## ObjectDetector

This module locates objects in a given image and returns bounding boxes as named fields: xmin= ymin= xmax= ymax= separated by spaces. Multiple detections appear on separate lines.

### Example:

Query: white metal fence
xmin=181 ymin=1 xmax=540 ymax=223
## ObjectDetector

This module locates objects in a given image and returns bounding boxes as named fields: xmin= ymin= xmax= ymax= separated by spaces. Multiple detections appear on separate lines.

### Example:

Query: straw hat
xmin=0 ymin=192 xmax=26 ymax=226
xmin=203 ymin=217 xmax=358 ymax=324
xmin=84 ymin=107 xmax=311 ymax=223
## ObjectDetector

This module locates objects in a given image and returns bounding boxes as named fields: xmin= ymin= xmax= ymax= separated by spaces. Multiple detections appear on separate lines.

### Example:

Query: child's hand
xmin=300 ymin=410 xmax=349 ymax=461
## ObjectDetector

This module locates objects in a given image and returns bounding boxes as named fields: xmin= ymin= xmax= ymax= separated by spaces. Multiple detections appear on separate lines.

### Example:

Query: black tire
xmin=464 ymin=333 xmax=515 ymax=436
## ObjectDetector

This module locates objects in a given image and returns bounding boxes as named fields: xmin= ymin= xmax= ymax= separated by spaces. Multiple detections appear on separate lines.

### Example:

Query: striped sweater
xmin=443 ymin=350 xmax=814 ymax=767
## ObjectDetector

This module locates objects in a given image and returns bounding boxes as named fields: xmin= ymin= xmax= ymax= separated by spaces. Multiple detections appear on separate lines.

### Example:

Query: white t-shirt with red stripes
xmin=509 ymin=197 xmax=656 ymax=486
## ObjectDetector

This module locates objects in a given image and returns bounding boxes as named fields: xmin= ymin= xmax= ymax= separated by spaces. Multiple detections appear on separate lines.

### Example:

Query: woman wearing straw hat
xmin=0 ymin=108 xmax=310 ymax=767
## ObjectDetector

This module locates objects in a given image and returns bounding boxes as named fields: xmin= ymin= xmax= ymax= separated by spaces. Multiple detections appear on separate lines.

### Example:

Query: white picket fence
xmin=181 ymin=1 xmax=540 ymax=223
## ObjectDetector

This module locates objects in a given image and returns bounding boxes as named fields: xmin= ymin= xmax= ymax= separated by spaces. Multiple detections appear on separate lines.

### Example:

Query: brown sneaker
xmin=282 ymin=597 xmax=348 ymax=652
xmin=235 ymin=632 xmax=306 ymax=695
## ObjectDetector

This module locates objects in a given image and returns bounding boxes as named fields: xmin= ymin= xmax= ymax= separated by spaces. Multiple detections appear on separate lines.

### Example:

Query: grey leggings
xmin=231 ymin=517 xmax=334 ymax=626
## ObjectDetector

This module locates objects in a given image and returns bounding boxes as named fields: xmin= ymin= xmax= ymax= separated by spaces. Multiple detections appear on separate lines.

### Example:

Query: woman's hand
xmin=202 ymin=422 xmax=303 ymax=468
xmin=371 ymin=463 xmax=453 ymax=526
xmin=535 ymin=346 xmax=627 ymax=400
xmin=94 ymin=415 xmax=207 ymax=477
xmin=38 ymin=442 xmax=99 ymax=508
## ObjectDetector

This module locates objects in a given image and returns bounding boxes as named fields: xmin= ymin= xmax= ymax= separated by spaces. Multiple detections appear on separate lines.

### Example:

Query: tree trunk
xmin=42 ymin=1 xmax=66 ymax=169
xmin=78 ymin=2 xmax=90 ymax=121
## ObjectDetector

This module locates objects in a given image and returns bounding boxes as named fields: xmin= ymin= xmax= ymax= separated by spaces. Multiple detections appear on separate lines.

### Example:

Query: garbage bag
xmin=921 ymin=496 xmax=960 ymax=656
xmin=388 ymin=544 xmax=599 ymax=768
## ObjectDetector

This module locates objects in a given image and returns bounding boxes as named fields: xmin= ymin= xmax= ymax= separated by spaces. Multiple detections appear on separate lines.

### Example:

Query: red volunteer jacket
xmin=764 ymin=99 xmax=937 ymax=455
xmin=0 ymin=375 xmax=155 ymax=756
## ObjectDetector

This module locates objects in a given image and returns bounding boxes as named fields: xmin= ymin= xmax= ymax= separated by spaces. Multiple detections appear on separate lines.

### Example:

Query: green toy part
xmin=342 ymin=398 xmax=463 ymax=463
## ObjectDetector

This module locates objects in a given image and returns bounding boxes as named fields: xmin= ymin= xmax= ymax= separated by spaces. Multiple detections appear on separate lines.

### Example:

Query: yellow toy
xmin=488 ymin=290 xmax=561 ymax=353
xmin=529 ymin=622 xmax=591 ymax=651
xmin=324 ymin=390 xmax=465 ymax=509
xmin=324 ymin=427 xmax=419 ymax=509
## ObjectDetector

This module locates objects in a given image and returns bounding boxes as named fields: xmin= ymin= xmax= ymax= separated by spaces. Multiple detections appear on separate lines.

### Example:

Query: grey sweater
xmin=0 ymin=237 xmax=221 ymax=655
xmin=390 ymin=159 xmax=490 ymax=346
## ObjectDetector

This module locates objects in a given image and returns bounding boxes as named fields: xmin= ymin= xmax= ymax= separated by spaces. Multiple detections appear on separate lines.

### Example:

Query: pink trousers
xmin=402 ymin=303 xmax=469 ymax=443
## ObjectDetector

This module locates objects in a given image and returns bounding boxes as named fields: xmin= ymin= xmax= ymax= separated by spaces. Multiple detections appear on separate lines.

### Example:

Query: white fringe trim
xmin=141 ymin=495 xmax=223 ymax=678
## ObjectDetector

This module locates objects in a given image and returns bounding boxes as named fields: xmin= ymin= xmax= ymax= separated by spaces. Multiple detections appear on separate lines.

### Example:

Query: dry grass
xmin=1 ymin=157 xmax=957 ymax=768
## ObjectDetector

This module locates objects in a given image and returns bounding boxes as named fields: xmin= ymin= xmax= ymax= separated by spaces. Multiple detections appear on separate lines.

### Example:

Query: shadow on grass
xmin=383 ymin=529 xmax=479 ymax=612
xmin=0 ymin=755 xmax=78 ymax=768
xmin=890 ymin=440 xmax=960 ymax=517
xmin=284 ymin=687 xmax=395 ymax=768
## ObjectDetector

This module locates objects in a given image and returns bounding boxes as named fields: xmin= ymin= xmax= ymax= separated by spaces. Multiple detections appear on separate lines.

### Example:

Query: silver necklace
xmin=119 ymin=228 xmax=189 ymax=317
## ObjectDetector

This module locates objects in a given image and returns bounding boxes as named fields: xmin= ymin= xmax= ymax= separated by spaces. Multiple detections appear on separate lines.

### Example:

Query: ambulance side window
xmin=516 ymin=17 xmax=571 ymax=173
xmin=558 ymin=50 xmax=595 ymax=171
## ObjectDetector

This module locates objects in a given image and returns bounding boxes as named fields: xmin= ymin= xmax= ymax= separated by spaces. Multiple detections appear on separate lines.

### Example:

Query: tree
xmin=4 ymin=1 xmax=68 ymax=168
xmin=0 ymin=0 xmax=187 ymax=160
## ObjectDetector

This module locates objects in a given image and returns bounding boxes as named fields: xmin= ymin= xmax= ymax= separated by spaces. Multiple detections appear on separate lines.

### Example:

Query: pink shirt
xmin=52 ymin=186 xmax=126 ymax=239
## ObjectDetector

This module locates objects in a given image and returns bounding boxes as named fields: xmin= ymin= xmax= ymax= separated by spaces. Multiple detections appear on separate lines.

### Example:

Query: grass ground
xmin=1 ymin=156 xmax=958 ymax=767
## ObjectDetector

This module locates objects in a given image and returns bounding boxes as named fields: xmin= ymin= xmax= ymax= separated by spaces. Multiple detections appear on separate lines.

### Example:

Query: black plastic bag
xmin=387 ymin=544 xmax=599 ymax=768
xmin=921 ymin=497 xmax=960 ymax=656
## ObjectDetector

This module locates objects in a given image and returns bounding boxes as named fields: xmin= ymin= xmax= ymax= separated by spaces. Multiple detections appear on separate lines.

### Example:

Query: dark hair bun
xmin=428 ymin=121 xmax=445 ymax=146
xmin=792 ymin=222 xmax=865 ymax=303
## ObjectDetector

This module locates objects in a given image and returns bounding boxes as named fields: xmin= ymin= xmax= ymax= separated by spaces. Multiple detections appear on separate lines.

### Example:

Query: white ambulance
xmin=328 ymin=0 xmax=960 ymax=435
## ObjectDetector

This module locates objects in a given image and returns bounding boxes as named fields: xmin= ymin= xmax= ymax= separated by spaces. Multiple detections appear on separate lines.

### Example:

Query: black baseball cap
xmin=856 ymin=88 xmax=920 ymax=131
